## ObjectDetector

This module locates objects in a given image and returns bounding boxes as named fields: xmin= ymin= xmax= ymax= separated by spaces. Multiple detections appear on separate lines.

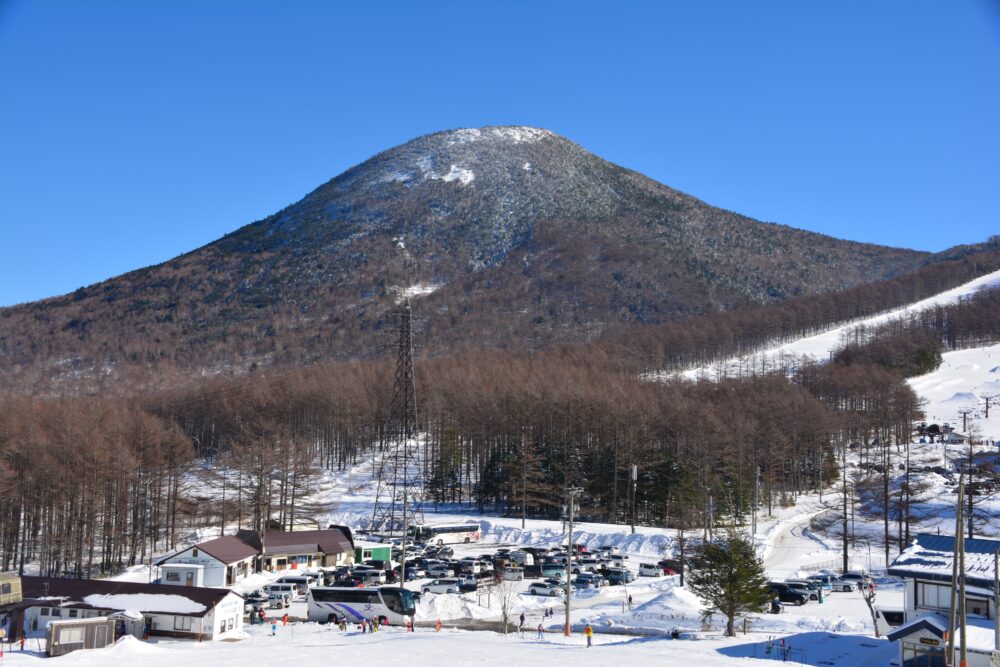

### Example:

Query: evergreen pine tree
xmin=687 ymin=532 xmax=771 ymax=636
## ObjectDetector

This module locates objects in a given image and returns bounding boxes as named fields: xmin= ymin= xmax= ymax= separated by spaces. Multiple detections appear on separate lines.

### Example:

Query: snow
xmin=677 ymin=268 xmax=1000 ymax=381
xmin=391 ymin=282 xmax=442 ymax=304
xmin=82 ymin=593 xmax=207 ymax=615
xmin=440 ymin=164 xmax=475 ymax=185
xmin=909 ymin=343 xmax=1000 ymax=439
xmin=444 ymin=127 xmax=553 ymax=144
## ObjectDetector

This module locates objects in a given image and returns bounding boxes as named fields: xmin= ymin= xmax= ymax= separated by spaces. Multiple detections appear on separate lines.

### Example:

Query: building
xmin=355 ymin=542 xmax=392 ymax=563
xmin=156 ymin=535 xmax=259 ymax=587
xmin=0 ymin=571 xmax=21 ymax=605
xmin=46 ymin=617 xmax=117 ymax=657
xmin=19 ymin=576 xmax=244 ymax=641
xmin=237 ymin=526 xmax=354 ymax=571
xmin=887 ymin=534 xmax=999 ymax=667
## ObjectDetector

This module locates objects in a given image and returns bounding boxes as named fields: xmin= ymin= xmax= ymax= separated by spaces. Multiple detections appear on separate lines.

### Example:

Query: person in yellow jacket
xmin=584 ymin=624 xmax=593 ymax=647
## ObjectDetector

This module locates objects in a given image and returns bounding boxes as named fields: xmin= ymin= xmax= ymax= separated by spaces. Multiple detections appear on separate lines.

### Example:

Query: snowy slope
xmin=909 ymin=342 xmax=1000 ymax=440
xmin=677 ymin=268 xmax=1000 ymax=381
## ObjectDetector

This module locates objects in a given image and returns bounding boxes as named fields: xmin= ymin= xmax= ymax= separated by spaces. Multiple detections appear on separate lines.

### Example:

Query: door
xmin=95 ymin=625 xmax=107 ymax=647
xmin=185 ymin=571 xmax=194 ymax=587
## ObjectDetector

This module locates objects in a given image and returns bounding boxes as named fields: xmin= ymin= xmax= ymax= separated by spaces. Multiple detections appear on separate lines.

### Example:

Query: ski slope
xmin=677 ymin=268 xmax=1000 ymax=381
xmin=909 ymin=342 xmax=1000 ymax=440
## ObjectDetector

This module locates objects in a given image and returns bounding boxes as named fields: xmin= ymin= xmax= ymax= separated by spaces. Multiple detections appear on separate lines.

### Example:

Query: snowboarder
xmin=584 ymin=623 xmax=593 ymax=647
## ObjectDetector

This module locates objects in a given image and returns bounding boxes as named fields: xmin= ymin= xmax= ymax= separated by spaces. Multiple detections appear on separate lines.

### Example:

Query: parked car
xmin=658 ymin=559 xmax=682 ymax=574
xmin=571 ymin=577 xmax=593 ymax=590
xmin=263 ymin=583 xmax=297 ymax=599
xmin=576 ymin=558 xmax=601 ymax=572
xmin=638 ymin=563 xmax=662 ymax=577
xmin=501 ymin=567 xmax=525 ymax=581
xmin=540 ymin=564 xmax=566 ymax=579
xmin=268 ymin=591 xmax=292 ymax=608
xmin=807 ymin=574 xmax=854 ymax=593
xmin=244 ymin=594 xmax=268 ymax=613
xmin=785 ymin=579 xmax=820 ymax=600
xmin=576 ymin=572 xmax=607 ymax=587
xmin=427 ymin=564 xmax=455 ymax=577
xmin=605 ymin=568 xmax=634 ymax=585
xmin=527 ymin=582 xmax=565 ymax=597
xmin=422 ymin=578 xmax=461 ymax=594
xmin=769 ymin=583 xmax=808 ymax=606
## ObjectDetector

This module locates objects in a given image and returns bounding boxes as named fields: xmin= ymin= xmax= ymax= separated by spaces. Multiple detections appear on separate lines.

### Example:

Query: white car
xmin=426 ymin=565 xmax=455 ymax=577
xmin=527 ymin=582 xmax=565 ymax=597
xmin=638 ymin=563 xmax=662 ymax=577
xmin=422 ymin=578 xmax=461 ymax=594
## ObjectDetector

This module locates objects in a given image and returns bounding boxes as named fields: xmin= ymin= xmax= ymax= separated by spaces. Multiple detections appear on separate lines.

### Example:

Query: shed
xmin=355 ymin=542 xmax=392 ymax=563
xmin=0 ymin=572 xmax=21 ymax=606
xmin=46 ymin=616 xmax=117 ymax=656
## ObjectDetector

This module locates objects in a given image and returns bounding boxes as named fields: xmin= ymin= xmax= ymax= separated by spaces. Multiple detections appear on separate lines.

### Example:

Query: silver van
xmin=277 ymin=576 xmax=312 ymax=595
xmin=502 ymin=567 xmax=524 ymax=581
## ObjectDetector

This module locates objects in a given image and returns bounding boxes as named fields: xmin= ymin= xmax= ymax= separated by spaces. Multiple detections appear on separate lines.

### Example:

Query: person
xmin=584 ymin=623 xmax=593 ymax=647
xmin=258 ymin=608 xmax=266 ymax=625
xmin=537 ymin=623 xmax=544 ymax=640
xmin=627 ymin=594 xmax=633 ymax=609
xmin=435 ymin=618 xmax=442 ymax=632
xmin=770 ymin=596 xmax=782 ymax=614
xmin=670 ymin=627 xmax=680 ymax=640
xmin=519 ymin=612 xmax=525 ymax=634
xmin=360 ymin=622 xmax=366 ymax=634
xmin=271 ymin=620 xmax=277 ymax=636
xmin=818 ymin=588 xmax=824 ymax=604
xmin=282 ymin=612 xmax=288 ymax=626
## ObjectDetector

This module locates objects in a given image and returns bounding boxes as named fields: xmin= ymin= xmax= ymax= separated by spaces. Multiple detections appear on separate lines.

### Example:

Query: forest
xmin=2 ymin=259 xmax=999 ymax=578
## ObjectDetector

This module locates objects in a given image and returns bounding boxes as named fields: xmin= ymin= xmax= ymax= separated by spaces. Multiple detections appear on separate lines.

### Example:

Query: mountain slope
xmin=0 ymin=126 xmax=928 ymax=392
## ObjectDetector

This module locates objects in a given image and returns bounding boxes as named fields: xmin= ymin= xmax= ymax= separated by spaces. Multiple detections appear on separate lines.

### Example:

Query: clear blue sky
xmin=1 ymin=1 xmax=998 ymax=306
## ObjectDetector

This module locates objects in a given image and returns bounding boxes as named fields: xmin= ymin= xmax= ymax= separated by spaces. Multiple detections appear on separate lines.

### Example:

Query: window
xmin=60 ymin=627 xmax=85 ymax=644
xmin=192 ymin=548 xmax=199 ymax=558
xmin=220 ymin=621 xmax=226 ymax=634
xmin=916 ymin=582 xmax=950 ymax=611
xmin=174 ymin=616 xmax=193 ymax=632
xmin=40 ymin=608 xmax=49 ymax=616
xmin=166 ymin=571 xmax=180 ymax=582
xmin=51 ymin=608 xmax=61 ymax=617
xmin=227 ymin=618 xmax=234 ymax=631
xmin=68 ymin=609 xmax=78 ymax=618
xmin=1 ymin=583 xmax=10 ymax=595
xmin=363 ymin=550 xmax=372 ymax=559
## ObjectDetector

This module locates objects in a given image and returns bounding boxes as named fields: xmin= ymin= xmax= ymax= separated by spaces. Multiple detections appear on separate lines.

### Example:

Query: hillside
xmin=0 ymin=126 xmax=928 ymax=392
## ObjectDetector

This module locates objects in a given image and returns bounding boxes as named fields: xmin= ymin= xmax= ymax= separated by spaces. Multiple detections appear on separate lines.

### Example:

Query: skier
xmin=584 ymin=623 xmax=593 ymax=647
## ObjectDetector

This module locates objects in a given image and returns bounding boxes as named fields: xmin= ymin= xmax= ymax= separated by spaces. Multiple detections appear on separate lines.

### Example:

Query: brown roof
xmin=155 ymin=535 xmax=259 ymax=566
xmin=20 ymin=576 xmax=235 ymax=618
xmin=237 ymin=528 xmax=353 ymax=556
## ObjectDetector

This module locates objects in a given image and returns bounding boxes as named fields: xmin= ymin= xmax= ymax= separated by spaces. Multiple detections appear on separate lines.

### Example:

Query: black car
xmin=769 ymin=583 xmax=808 ymax=606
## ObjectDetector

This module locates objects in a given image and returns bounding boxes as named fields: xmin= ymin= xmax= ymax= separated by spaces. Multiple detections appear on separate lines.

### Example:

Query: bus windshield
xmin=381 ymin=588 xmax=416 ymax=615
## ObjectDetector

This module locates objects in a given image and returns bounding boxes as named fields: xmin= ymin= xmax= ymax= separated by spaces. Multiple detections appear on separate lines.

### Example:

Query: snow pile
xmin=415 ymin=592 xmax=495 ymax=621
xmin=82 ymin=593 xmax=207 ymax=615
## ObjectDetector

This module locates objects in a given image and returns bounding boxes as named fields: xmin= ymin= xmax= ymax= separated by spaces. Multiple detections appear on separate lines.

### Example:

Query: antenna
xmin=370 ymin=299 xmax=425 ymax=537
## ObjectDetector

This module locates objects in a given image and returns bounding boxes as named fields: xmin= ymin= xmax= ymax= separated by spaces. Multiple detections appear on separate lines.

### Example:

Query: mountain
xmin=0 ymin=126 xmax=928 ymax=392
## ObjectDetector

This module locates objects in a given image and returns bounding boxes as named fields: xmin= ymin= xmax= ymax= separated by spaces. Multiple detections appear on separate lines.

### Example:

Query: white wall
xmin=161 ymin=548 xmax=227 ymax=587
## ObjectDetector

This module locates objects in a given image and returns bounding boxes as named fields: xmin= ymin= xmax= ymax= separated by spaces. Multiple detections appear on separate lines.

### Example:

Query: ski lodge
xmin=156 ymin=535 xmax=259 ymax=587
xmin=237 ymin=526 xmax=355 ymax=571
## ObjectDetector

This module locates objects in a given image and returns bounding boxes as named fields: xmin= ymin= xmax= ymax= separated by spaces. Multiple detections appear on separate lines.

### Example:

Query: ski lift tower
xmin=371 ymin=299 xmax=425 ymax=538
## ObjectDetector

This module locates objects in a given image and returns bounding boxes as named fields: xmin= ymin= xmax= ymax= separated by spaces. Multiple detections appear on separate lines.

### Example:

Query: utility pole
xmin=959 ymin=510 xmax=967 ymax=667
xmin=993 ymin=548 xmax=999 ymax=653
xmin=958 ymin=408 xmax=973 ymax=434
xmin=630 ymin=464 xmax=637 ymax=535
xmin=947 ymin=478 xmax=964 ymax=667
xmin=564 ymin=486 xmax=582 ymax=637
xmin=842 ymin=440 xmax=849 ymax=573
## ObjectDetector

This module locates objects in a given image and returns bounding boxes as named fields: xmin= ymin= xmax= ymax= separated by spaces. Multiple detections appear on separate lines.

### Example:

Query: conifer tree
xmin=687 ymin=532 xmax=770 ymax=637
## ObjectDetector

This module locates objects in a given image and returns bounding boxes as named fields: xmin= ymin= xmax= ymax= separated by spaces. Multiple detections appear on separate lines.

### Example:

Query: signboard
xmin=919 ymin=637 xmax=940 ymax=646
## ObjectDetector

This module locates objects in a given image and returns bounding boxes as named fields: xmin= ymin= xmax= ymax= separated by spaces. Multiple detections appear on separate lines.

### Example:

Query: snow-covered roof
xmin=20 ymin=576 xmax=235 ymax=618
xmin=887 ymin=612 xmax=998 ymax=653
xmin=889 ymin=534 xmax=999 ymax=590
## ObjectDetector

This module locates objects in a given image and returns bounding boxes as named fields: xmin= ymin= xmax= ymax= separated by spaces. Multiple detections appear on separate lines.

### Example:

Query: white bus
xmin=306 ymin=586 xmax=415 ymax=625
xmin=408 ymin=522 xmax=481 ymax=545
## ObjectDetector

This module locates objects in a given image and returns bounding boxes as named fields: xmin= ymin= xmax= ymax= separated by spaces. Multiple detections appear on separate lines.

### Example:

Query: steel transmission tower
xmin=370 ymin=299 xmax=424 ymax=535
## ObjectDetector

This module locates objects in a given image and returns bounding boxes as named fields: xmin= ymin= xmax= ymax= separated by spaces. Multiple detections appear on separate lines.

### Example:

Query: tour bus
xmin=408 ymin=522 xmax=481 ymax=545
xmin=306 ymin=586 xmax=416 ymax=625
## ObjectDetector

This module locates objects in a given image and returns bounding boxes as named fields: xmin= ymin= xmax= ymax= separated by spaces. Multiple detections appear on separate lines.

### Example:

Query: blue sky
xmin=1 ymin=1 xmax=998 ymax=306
